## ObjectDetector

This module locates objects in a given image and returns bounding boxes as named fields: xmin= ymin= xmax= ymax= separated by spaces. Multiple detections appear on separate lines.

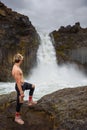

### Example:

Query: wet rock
xmin=0 ymin=86 xmax=87 ymax=130
xmin=0 ymin=1 xmax=40 ymax=81
xmin=50 ymin=22 xmax=87 ymax=74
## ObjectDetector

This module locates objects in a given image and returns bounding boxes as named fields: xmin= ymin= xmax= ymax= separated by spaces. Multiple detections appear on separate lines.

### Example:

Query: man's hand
xmin=20 ymin=91 xmax=24 ymax=97
xmin=19 ymin=91 xmax=24 ymax=103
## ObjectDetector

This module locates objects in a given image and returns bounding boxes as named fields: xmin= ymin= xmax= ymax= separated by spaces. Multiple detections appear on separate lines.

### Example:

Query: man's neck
xmin=15 ymin=63 xmax=20 ymax=67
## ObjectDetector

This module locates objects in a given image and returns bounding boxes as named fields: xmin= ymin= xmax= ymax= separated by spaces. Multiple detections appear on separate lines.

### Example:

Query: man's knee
xmin=32 ymin=84 xmax=35 ymax=89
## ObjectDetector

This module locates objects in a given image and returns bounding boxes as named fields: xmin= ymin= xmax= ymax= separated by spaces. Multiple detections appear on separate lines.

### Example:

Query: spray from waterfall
xmin=26 ymin=31 xmax=87 ymax=99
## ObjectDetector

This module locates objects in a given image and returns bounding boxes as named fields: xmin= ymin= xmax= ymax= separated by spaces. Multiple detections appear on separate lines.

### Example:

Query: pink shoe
xmin=28 ymin=100 xmax=37 ymax=106
xmin=15 ymin=116 xmax=24 ymax=125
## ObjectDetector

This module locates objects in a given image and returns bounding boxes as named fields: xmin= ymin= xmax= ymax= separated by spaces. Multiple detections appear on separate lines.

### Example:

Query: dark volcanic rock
xmin=50 ymin=22 xmax=87 ymax=73
xmin=0 ymin=2 xmax=40 ymax=81
xmin=0 ymin=86 xmax=87 ymax=130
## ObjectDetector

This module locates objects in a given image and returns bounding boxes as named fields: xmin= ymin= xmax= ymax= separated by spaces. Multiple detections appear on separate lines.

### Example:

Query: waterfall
xmin=28 ymin=32 xmax=59 ymax=85
xmin=26 ymin=31 xmax=87 ymax=100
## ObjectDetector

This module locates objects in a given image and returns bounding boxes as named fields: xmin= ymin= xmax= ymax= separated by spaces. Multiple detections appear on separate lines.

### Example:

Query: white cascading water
xmin=0 ymin=31 xmax=87 ymax=100
xmin=25 ymin=31 xmax=87 ymax=100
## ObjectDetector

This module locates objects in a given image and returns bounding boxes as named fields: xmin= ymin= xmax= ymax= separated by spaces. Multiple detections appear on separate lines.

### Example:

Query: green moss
xmin=0 ymin=102 xmax=10 ymax=112
xmin=0 ymin=9 xmax=6 ymax=16
xmin=57 ymin=50 xmax=67 ymax=58
xmin=19 ymin=41 xmax=26 ymax=55
xmin=54 ymin=33 xmax=59 ymax=39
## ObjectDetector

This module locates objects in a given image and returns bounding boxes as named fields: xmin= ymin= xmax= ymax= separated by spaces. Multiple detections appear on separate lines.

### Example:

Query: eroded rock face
xmin=50 ymin=22 xmax=87 ymax=73
xmin=0 ymin=86 xmax=87 ymax=130
xmin=0 ymin=2 xmax=40 ymax=81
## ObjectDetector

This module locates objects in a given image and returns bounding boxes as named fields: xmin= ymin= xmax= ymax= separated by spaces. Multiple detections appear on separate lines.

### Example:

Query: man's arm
xmin=15 ymin=71 xmax=24 ymax=95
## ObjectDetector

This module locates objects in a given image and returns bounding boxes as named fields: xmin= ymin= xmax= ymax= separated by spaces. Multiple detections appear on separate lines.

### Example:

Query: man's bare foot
xmin=15 ymin=116 xmax=24 ymax=125
xmin=28 ymin=100 xmax=37 ymax=106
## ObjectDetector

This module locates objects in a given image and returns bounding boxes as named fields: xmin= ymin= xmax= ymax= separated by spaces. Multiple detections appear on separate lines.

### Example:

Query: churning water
xmin=0 ymin=31 xmax=87 ymax=100
xmin=26 ymin=31 xmax=87 ymax=100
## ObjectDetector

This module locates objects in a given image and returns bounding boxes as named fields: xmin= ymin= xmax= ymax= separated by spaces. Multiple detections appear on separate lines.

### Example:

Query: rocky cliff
xmin=0 ymin=86 xmax=87 ymax=130
xmin=50 ymin=22 xmax=87 ymax=73
xmin=0 ymin=2 xmax=40 ymax=81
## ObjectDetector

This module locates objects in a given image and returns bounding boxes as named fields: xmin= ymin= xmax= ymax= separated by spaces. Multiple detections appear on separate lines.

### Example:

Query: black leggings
xmin=15 ymin=82 xmax=35 ymax=112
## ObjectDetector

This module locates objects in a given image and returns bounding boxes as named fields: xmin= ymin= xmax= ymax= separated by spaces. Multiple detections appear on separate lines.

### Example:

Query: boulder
xmin=0 ymin=2 xmax=40 ymax=81
xmin=50 ymin=22 xmax=87 ymax=73
xmin=0 ymin=86 xmax=87 ymax=130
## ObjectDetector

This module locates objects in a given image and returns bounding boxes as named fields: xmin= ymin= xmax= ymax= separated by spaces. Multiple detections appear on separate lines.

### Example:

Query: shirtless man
xmin=12 ymin=53 xmax=37 ymax=125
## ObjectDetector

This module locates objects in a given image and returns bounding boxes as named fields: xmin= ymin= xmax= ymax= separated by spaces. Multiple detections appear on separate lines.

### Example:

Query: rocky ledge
xmin=0 ymin=2 xmax=40 ymax=81
xmin=0 ymin=86 xmax=87 ymax=130
xmin=50 ymin=22 xmax=87 ymax=73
